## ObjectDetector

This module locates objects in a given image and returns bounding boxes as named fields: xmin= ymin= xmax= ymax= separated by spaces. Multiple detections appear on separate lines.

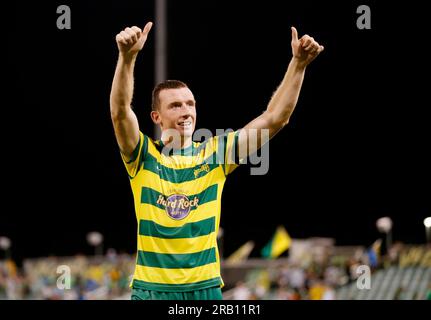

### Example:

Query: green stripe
xmin=127 ymin=135 xmax=148 ymax=180
xmin=143 ymin=152 xmax=221 ymax=183
xmin=139 ymin=216 xmax=215 ymax=239
xmin=216 ymin=134 xmax=231 ymax=175
xmin=156 ymin=140 xmax=211 ymax=157
xmin=226 ymin=131 xmax=239 ymax=172
xmin=125 ymin=136 xmax=142 ymax=164
xmin=137 ymin=247 xmax=216 ymax=269
xmin=141 ymin=184 xmax=218 ymax=210
xmin=132 ymin=277 xmax=222 ymax=292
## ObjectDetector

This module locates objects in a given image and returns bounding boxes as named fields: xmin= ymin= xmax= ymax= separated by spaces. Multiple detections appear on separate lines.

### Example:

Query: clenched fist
xmin=291 ymin=26 xmax=324 ymax=67
xmin=116 ymin=22 xmax=153 ymax=57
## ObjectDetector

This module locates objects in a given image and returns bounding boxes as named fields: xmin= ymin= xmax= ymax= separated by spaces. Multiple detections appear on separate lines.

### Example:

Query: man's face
xmin=153 ymin=87 xmax=197 ymax=138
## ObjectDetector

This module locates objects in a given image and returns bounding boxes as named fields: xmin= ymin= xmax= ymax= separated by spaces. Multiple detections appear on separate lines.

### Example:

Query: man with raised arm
xmin=110 ymin=21 xmax=323 ymax=300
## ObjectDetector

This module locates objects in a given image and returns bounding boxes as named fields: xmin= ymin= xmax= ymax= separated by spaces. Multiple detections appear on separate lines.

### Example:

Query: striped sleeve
xmin=120 ymin=131 xmax=148 ymax=178
xmin=216 ymin=130 xmax=240 ymax=176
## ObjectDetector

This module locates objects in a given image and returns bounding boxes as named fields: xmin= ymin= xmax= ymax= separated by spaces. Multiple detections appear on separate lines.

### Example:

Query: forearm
xmin=266 ymin=57 xmax=306 ymax=125
xmin=110 ymin=54 xmax=137 ymax=119
xmin=240 ymin=27 xmax=323 ymax=156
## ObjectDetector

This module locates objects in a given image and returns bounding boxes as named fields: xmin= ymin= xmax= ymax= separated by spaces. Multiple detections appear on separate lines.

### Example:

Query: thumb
xmin=143 ymin=21 xmax=153 ymax=35
xmin=291 ymin=26 xmax=299 ymax=42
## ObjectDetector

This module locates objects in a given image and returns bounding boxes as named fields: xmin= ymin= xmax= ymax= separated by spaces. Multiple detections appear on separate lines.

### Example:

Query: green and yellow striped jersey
xmin=121 ymin=130 xmax=239 ymax=292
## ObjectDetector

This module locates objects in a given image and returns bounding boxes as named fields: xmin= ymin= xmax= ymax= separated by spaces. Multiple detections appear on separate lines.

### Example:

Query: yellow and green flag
xmin=261 ymin=225 xmax=291 ymax=258
xmin=226 ymin=241 xmax=255 ymax=264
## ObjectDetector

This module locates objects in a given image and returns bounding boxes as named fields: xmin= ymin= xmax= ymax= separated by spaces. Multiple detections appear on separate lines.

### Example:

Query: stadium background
xmin=3 ymin=0 xmax=430 ymax=300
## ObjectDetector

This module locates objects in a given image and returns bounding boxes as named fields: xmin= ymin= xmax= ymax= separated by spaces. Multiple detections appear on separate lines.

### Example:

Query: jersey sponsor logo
xmin=194 ymin=163 xmax=210 ymax=178
xmin=156 ymin=194 xmax=199 ymax=220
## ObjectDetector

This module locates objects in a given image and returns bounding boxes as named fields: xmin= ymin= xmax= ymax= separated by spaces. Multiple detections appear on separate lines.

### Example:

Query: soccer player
xmin=110 ymin=21 xmax=323 ymax=300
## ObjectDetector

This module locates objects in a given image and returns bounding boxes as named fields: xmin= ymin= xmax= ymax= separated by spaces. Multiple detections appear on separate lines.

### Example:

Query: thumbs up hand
xmin=291 ymin=26 xmax=324 ymax=67
xmin=116 ymin=22 xmax=153 ymax=58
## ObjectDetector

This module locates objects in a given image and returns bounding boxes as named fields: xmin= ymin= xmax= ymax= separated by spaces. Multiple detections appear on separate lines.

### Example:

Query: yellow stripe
xmin=137 ymin=232 xmax=216 ymax=254
xmin=133 ymin=262 xmax=220 ymax=285
xmin=121 ymin=131 xmax=145 ymax=177
xmin=224 ymin=131 xmax=239 ymax=175
xmin=137 ymin=201 xmax=220 ymax=227
xmin=160 ymin=153 xmax=203 ymax=168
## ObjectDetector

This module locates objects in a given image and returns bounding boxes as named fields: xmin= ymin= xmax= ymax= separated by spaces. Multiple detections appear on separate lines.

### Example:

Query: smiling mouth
xmin=178 ymin=120 xmax=193 ymax=128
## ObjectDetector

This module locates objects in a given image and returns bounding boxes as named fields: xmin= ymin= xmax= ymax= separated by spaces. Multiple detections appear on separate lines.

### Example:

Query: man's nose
xmin=180 ymin=112 xmax=192 ymax=119
xmin=181 ymin=103 xmax=193 ymax=110
xmin=180 ymin=104 xmax=193 ymax=115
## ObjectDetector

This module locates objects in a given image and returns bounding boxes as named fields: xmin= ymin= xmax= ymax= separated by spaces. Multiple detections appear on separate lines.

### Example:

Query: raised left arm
xmin=235 ymin=26 xmax=324 ymax=160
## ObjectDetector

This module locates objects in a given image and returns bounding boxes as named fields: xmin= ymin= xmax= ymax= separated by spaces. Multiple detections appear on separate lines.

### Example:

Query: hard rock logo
xmin=157 ymin=194 xmax=199 ymax=220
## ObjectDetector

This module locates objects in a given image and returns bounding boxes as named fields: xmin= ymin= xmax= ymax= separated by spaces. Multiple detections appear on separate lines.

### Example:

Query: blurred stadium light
xmin=424 ymin=217 xmax=431 ymax=244
xmin=0 ymin=236 xmax=11 ymax=259
xmin=377 ymin=217 xmax=393 ymax=252
xmin=86 ymin=232 xmax=104 ymax=256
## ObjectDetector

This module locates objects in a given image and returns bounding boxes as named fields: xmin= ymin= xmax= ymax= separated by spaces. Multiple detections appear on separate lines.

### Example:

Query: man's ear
xmin=150 ymin=110 xmax=161 ymax=125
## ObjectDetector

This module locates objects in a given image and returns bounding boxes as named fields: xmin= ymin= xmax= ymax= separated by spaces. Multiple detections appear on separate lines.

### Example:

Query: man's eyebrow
xmin=168 ymin=100 xmax=195 ymax=106
xmin=168 ymin=101 xmax=182 ymax=106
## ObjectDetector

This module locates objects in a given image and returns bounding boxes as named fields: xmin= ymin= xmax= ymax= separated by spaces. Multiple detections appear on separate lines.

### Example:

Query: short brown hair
xmin=151 ymin=80 xmax=188 ymax=111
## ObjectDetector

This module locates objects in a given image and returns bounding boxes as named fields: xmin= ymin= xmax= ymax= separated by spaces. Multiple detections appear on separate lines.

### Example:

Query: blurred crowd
xmin=228 ymin=256 xmax=356 ymax=300
xmin=0 ymin=250 xmax=134 ymax=300
xmin=227 ymin=242 xmax=431 ymax=300
xmin=1 ymin=242 xmax=430 ymax=300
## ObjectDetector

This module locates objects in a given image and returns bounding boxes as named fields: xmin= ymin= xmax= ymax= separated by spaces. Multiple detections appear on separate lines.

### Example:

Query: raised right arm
xmin=110 ymin=22 xmax=153 ymax=160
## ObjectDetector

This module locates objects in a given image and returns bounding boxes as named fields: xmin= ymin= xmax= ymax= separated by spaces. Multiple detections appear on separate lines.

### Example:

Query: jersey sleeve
xmin=216 ymin=130 xmax=240 ymax=176
xmin=120 ymin=131 xmax=148 ymax=179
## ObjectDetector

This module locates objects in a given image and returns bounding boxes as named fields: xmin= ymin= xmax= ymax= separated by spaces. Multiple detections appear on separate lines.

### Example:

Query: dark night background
xmin=4 ymin=0 xmax=430 ymax=263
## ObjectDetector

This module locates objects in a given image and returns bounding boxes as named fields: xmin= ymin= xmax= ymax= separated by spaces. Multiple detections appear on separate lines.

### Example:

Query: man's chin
xmin=183 ymin=130 xmax=194 ymax=139
xmin=176 ymin=127 xmax=194 ymax=138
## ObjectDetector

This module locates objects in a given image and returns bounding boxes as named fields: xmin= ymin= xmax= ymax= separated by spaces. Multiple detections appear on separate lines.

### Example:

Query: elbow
xmin=110 ymin=110 xmax=129 ymax=124
xmin=280 ymin=116 xmax=290 ymax=127
xmin=110 ymin=107 xmax=122 ymax=121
